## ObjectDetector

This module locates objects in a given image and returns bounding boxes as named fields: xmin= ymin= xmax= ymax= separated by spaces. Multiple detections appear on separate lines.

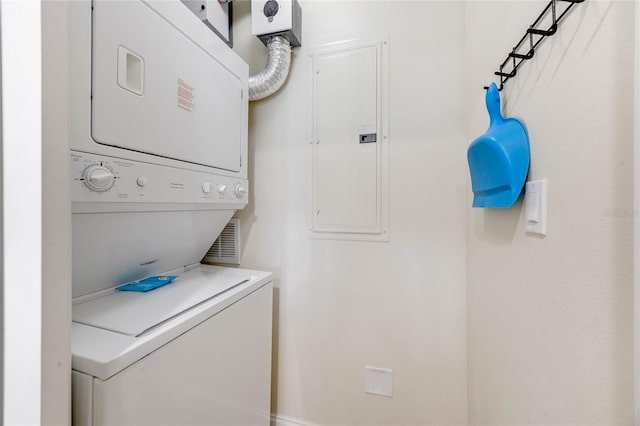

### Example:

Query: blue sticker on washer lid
xmin=117 ymin=275 xmax=178 ymax=292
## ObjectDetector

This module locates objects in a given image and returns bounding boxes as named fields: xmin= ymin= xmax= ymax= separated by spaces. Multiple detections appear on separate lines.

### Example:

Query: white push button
xmin=136 ymin=177 xmax=148 ymax=187
xmin=202 ymin=182 xmax=212 ymax=193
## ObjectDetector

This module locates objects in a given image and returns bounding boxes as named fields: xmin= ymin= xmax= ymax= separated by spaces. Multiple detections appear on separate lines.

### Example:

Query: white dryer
xmin=68 ymin=1 xmax=272 ymax=425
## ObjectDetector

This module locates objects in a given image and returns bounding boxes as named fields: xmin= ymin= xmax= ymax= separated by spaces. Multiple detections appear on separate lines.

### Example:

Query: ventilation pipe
xmin=248 ymin=35 xmax=291 ymax=101
xmin=249 ymin=0 xmax=301 ymax=101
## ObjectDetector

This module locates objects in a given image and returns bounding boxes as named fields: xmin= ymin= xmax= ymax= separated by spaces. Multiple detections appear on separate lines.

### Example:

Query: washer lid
xmin=73 ymin=267 xmax=254 ymax=337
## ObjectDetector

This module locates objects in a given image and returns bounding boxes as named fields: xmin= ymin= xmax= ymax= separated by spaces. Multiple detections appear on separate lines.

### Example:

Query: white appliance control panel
xmin=71 ymin=151 xmax=248 ymax=205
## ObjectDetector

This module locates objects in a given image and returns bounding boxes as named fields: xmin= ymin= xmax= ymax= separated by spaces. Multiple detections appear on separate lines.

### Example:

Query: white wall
xmin=2 ymin=1 xmax=71 ymax=424
xmin=234 ymin=0 xmax=634 ymax=423
xmin=2 ymin=2 xmax=43 ymax=423
xmin=465 ymin=1 xmax=634 ymax=424
xmin=234 ymin=1 xmax=468 ymax=424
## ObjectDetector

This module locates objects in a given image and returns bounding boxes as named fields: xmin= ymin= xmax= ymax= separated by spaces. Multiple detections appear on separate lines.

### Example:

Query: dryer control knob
xmin=218 ymin=184 xmax=227 ymax=194
xmin=202 ymin=182 xmax=212 ymax=193
xmin=83 ymin=165 xmax=115 ymax=192
xmin=234 ymin=184 xmax=247 ymax=198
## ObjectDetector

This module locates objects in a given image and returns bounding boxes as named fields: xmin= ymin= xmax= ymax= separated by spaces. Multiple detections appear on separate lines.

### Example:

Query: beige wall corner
xmin=465 ymin=1 xmax=634 ymax=424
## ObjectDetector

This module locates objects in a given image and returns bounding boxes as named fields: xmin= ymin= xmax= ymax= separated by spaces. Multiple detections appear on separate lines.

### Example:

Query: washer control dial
xmin=83 ymin=164 xmax=116 ymax=192
xmin=234 ymin=184 xmax=247 ymax=198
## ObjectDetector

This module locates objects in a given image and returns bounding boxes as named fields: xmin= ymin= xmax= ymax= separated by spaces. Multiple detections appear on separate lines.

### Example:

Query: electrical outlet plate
xmin=364 ymin=366 xmax=392 ymax=397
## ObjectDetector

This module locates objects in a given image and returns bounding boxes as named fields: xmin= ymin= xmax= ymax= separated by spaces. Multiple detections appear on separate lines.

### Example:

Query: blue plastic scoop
xmin=467 ymin=82 xmax=530 ymax=208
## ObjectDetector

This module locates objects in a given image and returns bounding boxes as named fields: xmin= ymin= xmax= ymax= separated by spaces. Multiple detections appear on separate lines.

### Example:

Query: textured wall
xmin=465 ymin=1 xmax=634 ymax=424
xmin=233 ymin=1 xmax=469 ymax=424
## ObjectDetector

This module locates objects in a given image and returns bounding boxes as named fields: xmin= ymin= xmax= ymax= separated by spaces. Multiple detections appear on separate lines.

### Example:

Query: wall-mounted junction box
xmin=251 ymin=0 xmax=302 ymax=47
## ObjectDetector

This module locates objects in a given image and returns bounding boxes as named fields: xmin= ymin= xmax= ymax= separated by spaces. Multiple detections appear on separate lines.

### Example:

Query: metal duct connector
xmin=248 ymin=36 xmax=291 ymax=101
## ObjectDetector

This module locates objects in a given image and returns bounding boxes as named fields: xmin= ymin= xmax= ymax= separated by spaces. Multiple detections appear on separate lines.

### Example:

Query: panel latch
xmin=359 ymin=133 xmax=377 ymax=144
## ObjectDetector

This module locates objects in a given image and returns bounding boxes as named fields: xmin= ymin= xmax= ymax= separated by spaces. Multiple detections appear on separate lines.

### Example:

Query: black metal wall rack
xmin=484 ymin=0 xmax=585 ymax=91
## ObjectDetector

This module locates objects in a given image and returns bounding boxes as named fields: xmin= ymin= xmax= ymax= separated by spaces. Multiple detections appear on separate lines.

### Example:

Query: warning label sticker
xmin=177 ymin=79 xmax=195 ymax=112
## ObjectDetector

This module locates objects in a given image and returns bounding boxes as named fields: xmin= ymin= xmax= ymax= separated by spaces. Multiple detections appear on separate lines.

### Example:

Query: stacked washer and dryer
xmin=69 ymin=1 xmax=273 ymax=424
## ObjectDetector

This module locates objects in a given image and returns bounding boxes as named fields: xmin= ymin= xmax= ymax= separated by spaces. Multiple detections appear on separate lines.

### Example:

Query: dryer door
xmin=91 ymin=0 xmax=244 ymax=172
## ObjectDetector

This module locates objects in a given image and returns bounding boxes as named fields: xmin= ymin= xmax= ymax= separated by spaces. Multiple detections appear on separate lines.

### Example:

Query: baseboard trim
xmin=271 ymin=414 xmax=318 ymax=426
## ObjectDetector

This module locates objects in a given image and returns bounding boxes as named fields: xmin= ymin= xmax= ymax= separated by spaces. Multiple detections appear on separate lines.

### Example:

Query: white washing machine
xmin=68 ymin=1 xmax=272 ymax=424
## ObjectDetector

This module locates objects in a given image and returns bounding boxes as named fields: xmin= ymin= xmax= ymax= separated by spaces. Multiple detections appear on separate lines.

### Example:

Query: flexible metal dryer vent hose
xmin=248 ymin=36 xmax=292 ymax=101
